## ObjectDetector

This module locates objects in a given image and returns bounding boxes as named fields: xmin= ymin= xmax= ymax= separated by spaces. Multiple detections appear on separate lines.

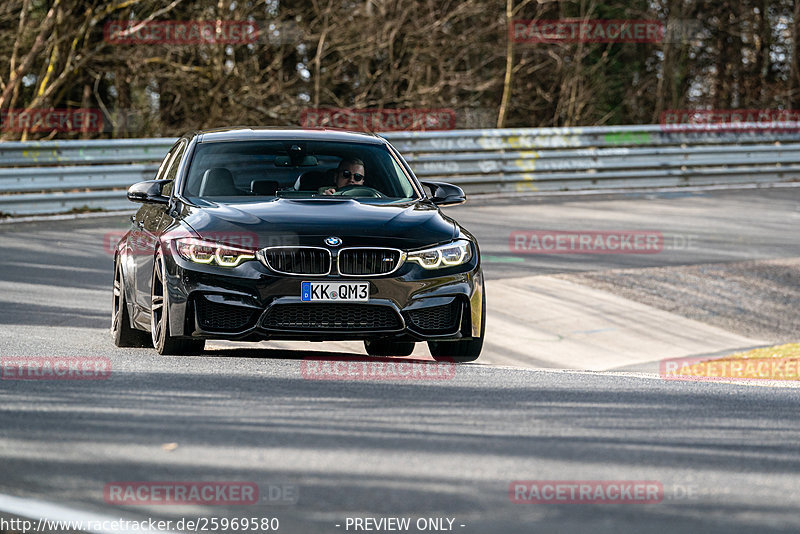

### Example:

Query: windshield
xmin=183 ymin=139 xmax=418 ymax=203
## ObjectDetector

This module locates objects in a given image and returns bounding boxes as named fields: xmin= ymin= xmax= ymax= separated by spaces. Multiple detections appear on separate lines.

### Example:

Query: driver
xmin=321 ymin=158 xmax=365 ymax=195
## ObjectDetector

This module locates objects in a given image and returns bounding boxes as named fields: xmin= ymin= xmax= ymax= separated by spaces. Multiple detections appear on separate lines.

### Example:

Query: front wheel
xmin=151 ymin=250 xmax=205 ymax=356
xmin=112 ymin=258 xmax=151 ymax=348
xmin=428 ymin=292 xmax=485 ymax=363
xmin=428 ymin=337 xmax=483 ymax=363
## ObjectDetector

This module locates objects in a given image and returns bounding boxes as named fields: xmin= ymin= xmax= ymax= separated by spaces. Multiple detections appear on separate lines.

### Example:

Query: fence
xmin=1 ymin=125 xmax=799 ymax=215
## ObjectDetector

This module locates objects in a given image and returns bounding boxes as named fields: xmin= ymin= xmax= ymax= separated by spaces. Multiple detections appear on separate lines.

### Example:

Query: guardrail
xmin=1 ymin=125 xmax=799 ymax=215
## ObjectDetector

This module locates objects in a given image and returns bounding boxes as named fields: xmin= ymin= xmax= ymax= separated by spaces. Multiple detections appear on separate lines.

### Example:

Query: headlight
xmin=407 ymin=240 xmax=472 ymax=269
xmin=175 ymin=237 xmax=255 ymax=267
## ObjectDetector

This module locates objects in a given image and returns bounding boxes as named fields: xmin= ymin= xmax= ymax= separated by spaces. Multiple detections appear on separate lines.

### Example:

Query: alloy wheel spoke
xmin=152 ymin=256 xmax=166 ymax=344
xmin=112 ymin=267 xmax=122 ymax=331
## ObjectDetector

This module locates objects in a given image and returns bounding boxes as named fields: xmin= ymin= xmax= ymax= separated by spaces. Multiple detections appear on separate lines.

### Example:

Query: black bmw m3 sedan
xmin=112 ymin=128 xmax=485 ymax=361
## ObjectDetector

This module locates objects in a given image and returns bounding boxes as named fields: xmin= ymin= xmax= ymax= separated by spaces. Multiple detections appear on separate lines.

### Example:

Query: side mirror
xmin=421 ymin=181 xmax=466 ymax=206
xmin=127 ymin=179 xmax=171 ymax=204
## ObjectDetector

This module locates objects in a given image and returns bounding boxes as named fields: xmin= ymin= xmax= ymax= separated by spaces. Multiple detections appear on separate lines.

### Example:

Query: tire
xmin=364 ymin=339 xmax=415 ymax=357
xmin=428 ymin=291 xmax=485 ymax=363
xmin=151 ymin=250 xmax=205 ymax=356
xmin=112 ymin=257 xmax=152 ymax=348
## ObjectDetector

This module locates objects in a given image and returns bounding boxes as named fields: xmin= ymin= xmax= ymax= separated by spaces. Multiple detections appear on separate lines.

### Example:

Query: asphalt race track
xmin=1 ymin=187 xmax=799 ymax=533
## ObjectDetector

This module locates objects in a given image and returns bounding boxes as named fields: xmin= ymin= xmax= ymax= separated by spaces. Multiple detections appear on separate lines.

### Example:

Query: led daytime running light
xmin=176 ymin=238 xmax=255 ymax=267
xmin=407 ymin=240 xmax=471 ymax=269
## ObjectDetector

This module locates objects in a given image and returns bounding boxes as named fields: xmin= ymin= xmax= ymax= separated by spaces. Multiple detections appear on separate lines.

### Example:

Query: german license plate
xmin=301 ymin=281 xmax=369 ymax=302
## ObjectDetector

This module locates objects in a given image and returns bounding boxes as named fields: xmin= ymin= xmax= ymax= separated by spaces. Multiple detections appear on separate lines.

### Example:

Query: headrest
xmin=199 ymin=168 xmax=237 ymax=196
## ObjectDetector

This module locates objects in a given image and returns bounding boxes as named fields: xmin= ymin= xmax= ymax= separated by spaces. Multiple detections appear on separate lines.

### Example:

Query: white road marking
xmin=0 ymin=493 xmax=174 ymax=534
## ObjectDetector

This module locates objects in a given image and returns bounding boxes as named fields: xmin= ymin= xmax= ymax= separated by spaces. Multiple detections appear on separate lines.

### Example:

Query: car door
xmin=132 ymin=141 xmax=184 ymax=316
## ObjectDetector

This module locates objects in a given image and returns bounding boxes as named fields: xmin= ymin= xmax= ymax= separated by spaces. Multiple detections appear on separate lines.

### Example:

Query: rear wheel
xmin=112 ymin=258 xmax=151 ymax=348
xmin=428 ymin=290 xmax=485 ymax=363
xmin=151 ymin=250 xmax=205 ymax=355
xmin=364 ymin=339 xmax=415 ymax=357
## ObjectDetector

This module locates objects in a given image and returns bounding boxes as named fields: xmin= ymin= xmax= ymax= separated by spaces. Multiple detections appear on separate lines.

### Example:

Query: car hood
xmin=180 ymin=198 xmax=458 ymax=249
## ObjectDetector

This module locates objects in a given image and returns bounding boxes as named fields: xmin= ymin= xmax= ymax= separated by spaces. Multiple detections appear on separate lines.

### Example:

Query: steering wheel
xmin=333 ymin=185 xmax=385 ymax=198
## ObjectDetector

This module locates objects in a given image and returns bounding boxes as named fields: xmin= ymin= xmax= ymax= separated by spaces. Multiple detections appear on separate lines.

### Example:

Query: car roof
xmin=193 ymin=127 xmax=387 ymax=145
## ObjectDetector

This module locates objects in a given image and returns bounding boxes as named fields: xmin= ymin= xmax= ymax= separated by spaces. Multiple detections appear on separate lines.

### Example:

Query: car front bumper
xmin=162 ymin=243 xmax=484 ymax=342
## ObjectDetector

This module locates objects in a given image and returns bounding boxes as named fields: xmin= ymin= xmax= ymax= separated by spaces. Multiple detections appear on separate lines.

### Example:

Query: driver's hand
xmin=321 ymin=188 xmax=336 ymax=195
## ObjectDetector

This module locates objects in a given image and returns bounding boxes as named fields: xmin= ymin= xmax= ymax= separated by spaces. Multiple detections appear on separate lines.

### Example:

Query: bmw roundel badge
xmin=325 ymin=236 xmax=342 ymax=247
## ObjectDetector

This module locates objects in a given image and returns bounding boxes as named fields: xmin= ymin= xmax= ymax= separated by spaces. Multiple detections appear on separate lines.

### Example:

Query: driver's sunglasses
xmin=339 ymin=169 xmax=364 ymax=182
